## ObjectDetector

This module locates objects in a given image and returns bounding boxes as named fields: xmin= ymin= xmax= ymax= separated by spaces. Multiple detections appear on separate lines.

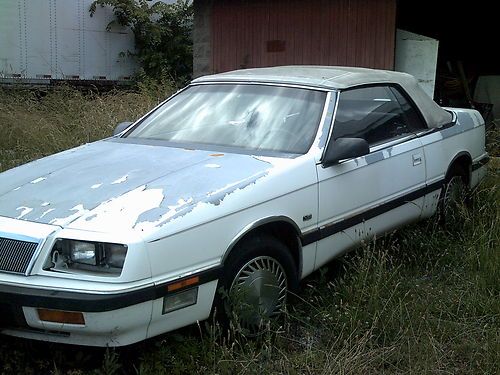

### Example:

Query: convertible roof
xmin=193 ymin=66 xmax=452 ymax=128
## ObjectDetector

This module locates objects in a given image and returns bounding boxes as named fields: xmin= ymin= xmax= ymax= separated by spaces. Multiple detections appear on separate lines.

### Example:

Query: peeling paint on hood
xmin=0 ymin=140 xmax=273 ymax=232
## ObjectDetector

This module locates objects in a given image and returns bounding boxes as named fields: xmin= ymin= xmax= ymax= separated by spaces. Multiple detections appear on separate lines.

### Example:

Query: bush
xmin=90 ymin=0 xmax=193 ymax=86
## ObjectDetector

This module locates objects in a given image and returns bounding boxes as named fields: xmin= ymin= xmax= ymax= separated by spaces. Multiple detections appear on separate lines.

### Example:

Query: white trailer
xmin=0 ymin=0 xmax=171 ymax=85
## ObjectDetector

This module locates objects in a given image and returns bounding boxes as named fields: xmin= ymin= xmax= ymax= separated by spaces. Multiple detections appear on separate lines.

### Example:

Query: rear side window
xmin=389 ymin=87 xmax=427 ymax=132
xmin=332 ymin=86 xmax=416 ymax=146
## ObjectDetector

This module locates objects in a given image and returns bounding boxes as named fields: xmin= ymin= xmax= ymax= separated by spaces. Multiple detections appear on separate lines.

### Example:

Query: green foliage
xmin=90 ymin=0 xmax=193 ymax=86
xmin=94 ymin=350 xmax=121 ymax=375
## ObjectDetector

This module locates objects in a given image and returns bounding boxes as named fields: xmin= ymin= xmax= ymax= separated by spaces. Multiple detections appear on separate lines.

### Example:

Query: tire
xmin=218 ymin=234 xmax=298 ymax=335
xmin=439 ymin=164 xmax=469 ymax=227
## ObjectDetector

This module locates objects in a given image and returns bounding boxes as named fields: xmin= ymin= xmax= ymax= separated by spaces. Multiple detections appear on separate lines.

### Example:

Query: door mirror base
xmin=322 ymin=137 xmax=370 ymax=167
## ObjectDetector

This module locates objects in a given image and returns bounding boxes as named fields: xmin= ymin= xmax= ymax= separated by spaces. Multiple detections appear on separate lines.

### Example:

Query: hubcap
xmin=230 ymin=256 xmax=287 ymax=330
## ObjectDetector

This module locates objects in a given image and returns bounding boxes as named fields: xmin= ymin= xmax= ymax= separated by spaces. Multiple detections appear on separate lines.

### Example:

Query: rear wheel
xmin=439 ymin=165 xmax=469 ymax=227
xmin=220 ymin=234 xmax=298 ymax=335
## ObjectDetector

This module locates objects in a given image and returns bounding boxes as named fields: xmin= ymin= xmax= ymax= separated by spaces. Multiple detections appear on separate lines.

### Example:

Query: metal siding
xmin=0 ymin=0 xmax=143 ymax=83
xmin=55 ymin=0 xmax=80 ymax=78
xmin=211 ymin=0 xmax=396 ymax=73
xmin=0 ymin=1 xmax=23 ymax=77
xmin=25 ymin=1 xmax=52 ymax=78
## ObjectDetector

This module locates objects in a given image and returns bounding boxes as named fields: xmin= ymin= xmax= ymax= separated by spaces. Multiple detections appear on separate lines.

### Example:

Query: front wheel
xmin=220 ymin=235 xmax=298 ymax=335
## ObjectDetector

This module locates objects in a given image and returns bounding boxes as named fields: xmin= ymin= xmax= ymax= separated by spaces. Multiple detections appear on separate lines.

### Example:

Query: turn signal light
xmin=167 ymin=276 xmax=199 ymax=292
xmin=37 ymin=308 xmax=85 ymax=325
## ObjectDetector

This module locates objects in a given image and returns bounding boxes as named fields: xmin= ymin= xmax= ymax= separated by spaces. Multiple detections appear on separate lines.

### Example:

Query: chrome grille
xmin=0 ymin=237 xmax=39 ymax=274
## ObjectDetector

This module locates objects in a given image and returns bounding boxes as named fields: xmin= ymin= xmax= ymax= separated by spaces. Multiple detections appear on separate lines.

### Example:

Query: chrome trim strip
xmin=414 ymin=128 xmax=438 ymax=138
xmin=0 ymin=278 xmax=155 ymax=296
xmin=0 ymin=231 xmax=40 ymax=244
xmin=313 ymin=91 xmax=338 ymax=153
xmin=316 ymin=133 xmax=420 ymax=166
xmin=369 ymin=134 xmax=417 ymax=153
xmin=24 ymin=237 xmax=48 ymax=276
xmin=319 ymin=90 xmax=340 ymax=162
xmin=190 ymin=80 xmax=333 ymax=92
xmin=311 ymin=91 xmax=333 ymax=152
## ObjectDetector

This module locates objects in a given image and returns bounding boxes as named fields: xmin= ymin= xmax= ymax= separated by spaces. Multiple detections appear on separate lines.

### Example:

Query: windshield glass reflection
xmin=127 ymin=84 xmax=326 ymax=154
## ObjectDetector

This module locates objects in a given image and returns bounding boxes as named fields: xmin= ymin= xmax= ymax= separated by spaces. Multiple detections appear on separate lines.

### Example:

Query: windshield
xmin=126 ymin=84 xmax=327 ymax=154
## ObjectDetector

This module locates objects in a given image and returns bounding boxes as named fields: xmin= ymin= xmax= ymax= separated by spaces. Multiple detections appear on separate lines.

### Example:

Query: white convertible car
xmin=0 ymin=66 xmax=489 ymax=346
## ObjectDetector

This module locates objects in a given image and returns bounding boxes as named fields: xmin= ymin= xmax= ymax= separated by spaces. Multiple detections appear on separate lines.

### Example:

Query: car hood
xmin=0 ymin=139 xmax=275 ymax=232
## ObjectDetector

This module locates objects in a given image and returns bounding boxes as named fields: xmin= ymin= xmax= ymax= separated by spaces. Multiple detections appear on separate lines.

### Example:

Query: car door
xmin=313 ymin=85 xmax=427 ymax=269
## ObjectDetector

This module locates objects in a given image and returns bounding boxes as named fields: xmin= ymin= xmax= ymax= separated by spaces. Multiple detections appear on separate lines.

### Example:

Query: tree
xmin=90 ymin=0 xmax=193 ymax=86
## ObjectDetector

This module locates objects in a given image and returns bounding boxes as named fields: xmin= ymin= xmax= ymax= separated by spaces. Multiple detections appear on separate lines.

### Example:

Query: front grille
xmin=0 ymin=237 xmax=39 ymax=274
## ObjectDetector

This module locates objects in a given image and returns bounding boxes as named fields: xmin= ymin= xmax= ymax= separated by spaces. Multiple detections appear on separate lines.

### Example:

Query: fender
xmin=445 ymin=151 xmax=472 ymax=184
xmin=221 ymin=215 xmax=303 ymax=274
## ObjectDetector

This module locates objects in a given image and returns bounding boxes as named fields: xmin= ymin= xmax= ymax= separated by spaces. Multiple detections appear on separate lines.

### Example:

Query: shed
xmin=194 ymin=0 xmax=397 ymax=78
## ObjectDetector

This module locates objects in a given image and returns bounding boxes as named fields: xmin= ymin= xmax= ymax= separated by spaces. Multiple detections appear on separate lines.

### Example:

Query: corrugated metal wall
xmin=211 ymin=0 xmax=396 ymax=73
xmin=0 ymin=0 xmax=141 ymax=83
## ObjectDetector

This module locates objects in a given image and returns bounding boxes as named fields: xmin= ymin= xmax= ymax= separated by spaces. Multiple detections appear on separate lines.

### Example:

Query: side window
xmin=389 ymin=87 xmax=428 ymax=132
xmin=332 ymin=86 xmax=412 ymax=146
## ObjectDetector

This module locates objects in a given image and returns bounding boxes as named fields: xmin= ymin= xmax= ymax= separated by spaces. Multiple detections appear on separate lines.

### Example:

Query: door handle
xmin=412 ymin=154 xmax=422 ymax=166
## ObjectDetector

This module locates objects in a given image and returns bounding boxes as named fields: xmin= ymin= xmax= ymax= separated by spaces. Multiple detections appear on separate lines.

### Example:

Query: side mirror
xmin=113 ymin=121 xmax=133 ymax=136
xmin=322 ymin=137 xmax=370 ymax=168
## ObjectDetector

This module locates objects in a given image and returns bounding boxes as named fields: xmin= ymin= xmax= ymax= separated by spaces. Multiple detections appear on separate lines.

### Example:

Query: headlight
xmin=48 ymin=239 xmax=128 ymax=276
xmin=70 ymin=241 xmax=98 ymax=265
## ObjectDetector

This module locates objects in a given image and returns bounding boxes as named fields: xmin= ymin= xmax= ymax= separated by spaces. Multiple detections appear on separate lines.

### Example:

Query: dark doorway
xmin=398 ymin=1 xmax=498 ymax=119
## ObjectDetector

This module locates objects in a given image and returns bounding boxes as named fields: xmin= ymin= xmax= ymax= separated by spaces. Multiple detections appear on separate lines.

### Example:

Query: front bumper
xmin=0 ymin=267 xmax=221 ymax=346
xmin=1 ymin=298 xmax=154 ymax=347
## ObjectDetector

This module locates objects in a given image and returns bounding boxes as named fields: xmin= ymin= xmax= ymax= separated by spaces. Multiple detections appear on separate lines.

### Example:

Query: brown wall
xmin=193 ymin=0 xmax=214 ymax=78
xmin=202 ymin=0 xmax=396 ymax=76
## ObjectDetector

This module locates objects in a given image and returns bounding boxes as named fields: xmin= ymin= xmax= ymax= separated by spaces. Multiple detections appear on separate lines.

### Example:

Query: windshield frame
xmin=121 ymin=82 xmax=330 ymax=156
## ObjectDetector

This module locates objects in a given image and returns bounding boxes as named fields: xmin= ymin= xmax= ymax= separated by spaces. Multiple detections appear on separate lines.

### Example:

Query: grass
xmin=0 ymin=87 xmax=498 ymax=374
xmin=0 ymin=83 xmax=173 ymax=173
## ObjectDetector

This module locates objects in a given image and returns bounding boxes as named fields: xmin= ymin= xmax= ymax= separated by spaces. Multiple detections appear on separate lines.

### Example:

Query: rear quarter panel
xmin=421 ymin=109 xmax=486 ymax=184
xmin=420 ymin=108 xmax=487 ymax=217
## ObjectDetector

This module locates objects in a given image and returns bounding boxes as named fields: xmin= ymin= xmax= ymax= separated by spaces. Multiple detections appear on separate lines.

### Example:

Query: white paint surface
xmin=112 ymin=175 xmax=129 ymax=185
xmin=16 ymin=206 xmax=33 ymax=219
xmin=72 ymin=185 xmax=165 ymax=232
xmin=395 ymin=29 xmax=439 ymax=99
xmin=30 ymin=177 xmax=46 ymax=184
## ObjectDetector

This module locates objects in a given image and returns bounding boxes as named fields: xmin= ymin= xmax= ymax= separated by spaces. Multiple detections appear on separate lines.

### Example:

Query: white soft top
xmin=193 ymin=66 xmax=452 ymax=128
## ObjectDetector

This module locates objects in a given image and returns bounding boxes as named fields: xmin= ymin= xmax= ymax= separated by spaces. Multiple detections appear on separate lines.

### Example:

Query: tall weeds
xmin=0 ymin=85 xmax=174 ymax=172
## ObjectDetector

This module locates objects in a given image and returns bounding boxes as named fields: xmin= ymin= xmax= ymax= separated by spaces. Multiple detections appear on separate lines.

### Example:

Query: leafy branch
xmin=90 ymin=0 xmax=193 ymax=86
